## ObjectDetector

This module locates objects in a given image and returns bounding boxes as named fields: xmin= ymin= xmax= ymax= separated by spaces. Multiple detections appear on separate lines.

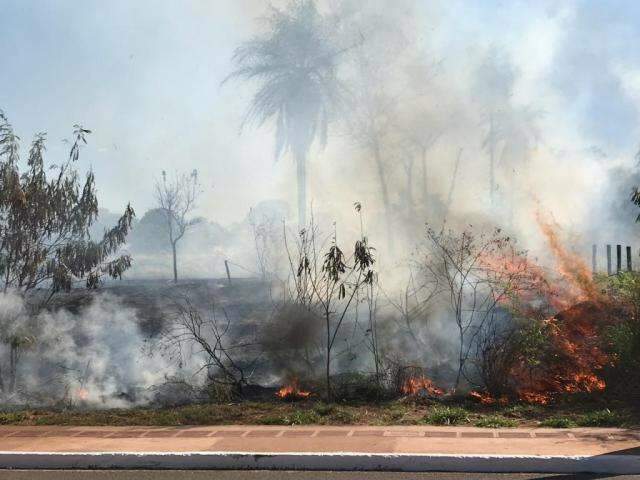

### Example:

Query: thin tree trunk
xmin=326 ymin=313 xmax=331 ymax=401
xmin=372 ymin=139 xmax=394 ymax=249
xmin=443 ymin=148 xmax=463 ymax=222
xmin=421 ymin=146 xmax=428 ymax=207
xmin=488 ymin=114 xmax=496 ymax=209
xmin=295 ymin=149 xmax=307 ymax=228
xmin=172 ymin=242 xmax=178 ymax=283
xmin=9 ymin=343 xmax=17 ymax=393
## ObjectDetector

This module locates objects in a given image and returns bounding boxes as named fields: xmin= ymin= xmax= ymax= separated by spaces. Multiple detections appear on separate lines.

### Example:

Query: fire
xmin=469 ymin=390 xmax=507 ymax=405
xmin=400 ymin=376 xmax=444 ymax=397
xmin=499 ymin=215 xmax=615 ymax=404
xmin=276 ymin=379 xmax=311 ymax=400
xmin=75 ymin=388 xmax=89 ymax=401
xmin=535 ymin=212 xmax=603 ymax=309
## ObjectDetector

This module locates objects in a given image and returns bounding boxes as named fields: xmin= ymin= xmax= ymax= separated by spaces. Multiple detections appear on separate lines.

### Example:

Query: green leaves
xmin=0 ymin=112 xmax=135 ymax=295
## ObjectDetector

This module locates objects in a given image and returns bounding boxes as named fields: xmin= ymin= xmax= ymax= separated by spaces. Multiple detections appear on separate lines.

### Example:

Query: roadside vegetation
xmin=0 ymin=397 xmax=637 ymax=428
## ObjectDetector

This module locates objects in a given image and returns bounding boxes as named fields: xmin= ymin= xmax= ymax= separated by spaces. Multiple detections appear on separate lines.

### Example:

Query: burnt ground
xmin=40 ymin=277 xmax=274 ymax=338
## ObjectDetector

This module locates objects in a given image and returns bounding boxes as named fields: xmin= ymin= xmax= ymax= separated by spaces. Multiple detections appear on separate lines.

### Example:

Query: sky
xmin=2 ymin=0 xmax=640 ymax=230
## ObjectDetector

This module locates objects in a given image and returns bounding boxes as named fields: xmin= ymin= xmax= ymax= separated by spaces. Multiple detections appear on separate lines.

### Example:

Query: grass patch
xmin=424 ymin=406 xmax=469 ymax=426
xmin=576 ymin=409 xmax=626 ymax=427
xmin=474 ymin=415 xmax=517 ymax=428
xmin=539 ymin=416 xmax=577 ymax=428
xmin=313 ymin=403 xmax=336 ymax=417
xmin=0 ymin=412 xmax=28 ymax=425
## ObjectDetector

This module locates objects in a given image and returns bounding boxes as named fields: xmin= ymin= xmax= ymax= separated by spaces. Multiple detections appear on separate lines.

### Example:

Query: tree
xmin=227 ymin=0 xmax=344 ymax=227
xmin=0 ymin=110 xmax=135 ymax=298
xmin=421 ymin=226 xmax=543 ymax=391
xmin=0 ymin=110 xmax=135 ymax=394
xmin=155 ymin=170 xmax=201 ymax=283
xmin=285 ymin=205 xmax=376 ymax=400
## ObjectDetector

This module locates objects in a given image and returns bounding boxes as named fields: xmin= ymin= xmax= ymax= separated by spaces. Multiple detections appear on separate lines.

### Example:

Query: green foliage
xmin=0 ymin=111 xmax=134 ymax=295
xmin=539 ymin=416 xmax=577 ymax=428
xmin=313 ymin=403 xmax=336 ymax=416
xmin=474 ymin=415 xmax=517 ymax=428
xmin=0 ymin=411 xmax=27 ymax=424
xmin=424 ymin=406 xmax=469 ymax=425
xmin=603 ymin=271 xmax=640 ymax=395
xmin=576 ymin=409 xmax=625 ymax=427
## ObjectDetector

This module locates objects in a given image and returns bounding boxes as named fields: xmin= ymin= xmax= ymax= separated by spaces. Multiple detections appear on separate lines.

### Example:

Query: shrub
xmin=328 ymin=407 xmax=356 ymax=424
xmin=424 ymin=406 xmax=469 ymax=425
xmin=539 ymin=417 xmax=577 ymax=428
xmin=0 ymin=411 xmax=27 ymax=425
xmin=474 ymin=415 xmax=517 ymax=428
xmin=313 ymin=403 xmax=336 ymax=416
xmin=576 ymin=409 xmax=625 ymax=427
xmin=284 ymin=410 xmax=320 ymax=425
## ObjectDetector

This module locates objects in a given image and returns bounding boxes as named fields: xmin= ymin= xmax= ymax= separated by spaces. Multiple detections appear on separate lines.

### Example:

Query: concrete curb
xmin=0 ymin=452 xmax=638 ymax=474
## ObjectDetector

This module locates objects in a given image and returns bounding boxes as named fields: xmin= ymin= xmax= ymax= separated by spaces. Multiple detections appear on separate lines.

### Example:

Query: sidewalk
xmin=0 ymin=425 xmax=638 ymax=473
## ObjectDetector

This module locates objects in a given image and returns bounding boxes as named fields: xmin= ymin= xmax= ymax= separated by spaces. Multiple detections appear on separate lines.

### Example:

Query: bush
xmin=0 ymin=411 xmax=27 ymax=425
xmin=474 ymin=415 xmax=517 ymax=428
xmin=576 ymin=409 xmax=625 ymax=427
xmin=539 ymin=416 xmax=577 ymax=428
xmin=331 ymin=372 xmax=387 ymax=402
xmin=313 ymin=403 xmax=336 ymax=416
xmin=328 ymin=407 xmax=356 ymax=424
xmin=424 ymin=406 xmax=469 ymax=425
xmin=284 ymin=410 xmax=320 ymax=425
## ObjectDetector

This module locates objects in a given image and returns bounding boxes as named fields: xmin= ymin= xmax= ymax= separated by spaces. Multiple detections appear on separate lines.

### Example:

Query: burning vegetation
xmin=2 ymin=0 xmax=640 ymax=424
xmin=276 ymin=379 xmax=312 ymax=401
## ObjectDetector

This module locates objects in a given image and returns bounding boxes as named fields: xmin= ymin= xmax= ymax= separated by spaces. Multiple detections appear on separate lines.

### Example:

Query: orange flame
xmin=276 ymin=379 xmax=311 ymax=400
xmin=469 ymin=390 xmax=508 ymax=405
xmin=75 ymin=388 xmax=89 ymax=401
xmin=400 ymin=376 xmax=444 ymax=397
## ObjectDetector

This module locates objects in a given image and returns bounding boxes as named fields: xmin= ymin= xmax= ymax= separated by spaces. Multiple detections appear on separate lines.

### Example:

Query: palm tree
xmin=227 ymin=0 xmax=343 ymax=227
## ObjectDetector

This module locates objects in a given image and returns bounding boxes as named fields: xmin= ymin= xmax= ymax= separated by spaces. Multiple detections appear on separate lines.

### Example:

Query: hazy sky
xmin=3 ymin=0 xmax=640 ymax=226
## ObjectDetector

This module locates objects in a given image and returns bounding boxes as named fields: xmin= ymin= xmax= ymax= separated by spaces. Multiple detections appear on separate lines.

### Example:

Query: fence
xmin=592 ymin=244 xmax=635 ymax=275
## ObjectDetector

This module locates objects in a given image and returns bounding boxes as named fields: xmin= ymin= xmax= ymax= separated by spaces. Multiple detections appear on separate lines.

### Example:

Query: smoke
xmin=0 ymin=291 xmax=181 ymax=408
xmin=4 ymin=0 xmax=640 ymax=400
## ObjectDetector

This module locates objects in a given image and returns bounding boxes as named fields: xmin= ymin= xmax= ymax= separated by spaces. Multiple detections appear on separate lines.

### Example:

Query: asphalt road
xmin=0 ymin=472 xmax=638 ymax=480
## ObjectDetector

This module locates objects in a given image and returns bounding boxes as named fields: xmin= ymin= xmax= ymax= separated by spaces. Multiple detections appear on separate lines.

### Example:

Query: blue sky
xmin=3 ymin=0 xmax=640 ymax=226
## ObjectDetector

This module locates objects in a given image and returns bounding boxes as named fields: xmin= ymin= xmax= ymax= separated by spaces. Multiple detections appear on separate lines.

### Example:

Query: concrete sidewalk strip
xmin=0 ymin=426 xmax=638 ymax=473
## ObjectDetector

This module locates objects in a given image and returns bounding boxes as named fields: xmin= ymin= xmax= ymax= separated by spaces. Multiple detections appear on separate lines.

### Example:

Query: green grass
xmin=474 ymin=415 xmax=517 ymax=428
xmin=424 ymin=406 xmax=469 ymax=426
xmin=0 ymin=399 xmax=635 ymax=428
xmin=0 ymin=412 xmax=28 ymax=425
xmin=576 ymin=409 xmax=626 ymax=427
xmin=539 ymin=416 xmax=578 ymax=428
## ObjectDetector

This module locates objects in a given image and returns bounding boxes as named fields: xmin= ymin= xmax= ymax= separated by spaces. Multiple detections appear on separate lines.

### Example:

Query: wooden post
xmin=592 ymin=244 xmax=597 ymax=274
xmin=627 ymin=246 xmax=633 ymax=272
xmin=224 ymin=260 xmax=232 ymax=285
xmin=617 ymin=244 xmax=622 ymax=273
xmin=606 ymin=245 xmax=612 ymax=275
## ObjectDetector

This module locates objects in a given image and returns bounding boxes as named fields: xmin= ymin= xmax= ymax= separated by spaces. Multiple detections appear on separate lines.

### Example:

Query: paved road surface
xmin=0 ymin=472 xmax=638 ymax=480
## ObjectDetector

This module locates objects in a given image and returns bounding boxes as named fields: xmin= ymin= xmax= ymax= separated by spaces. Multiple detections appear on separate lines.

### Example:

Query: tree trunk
xmin=295 ymin=149 xmax=307 ymax=228
xmin=172 ymin=242 xmax=178 ymax=283
xmin=9 ymin=342 xmax=17 ymax=393
xmin=372 ymin=139 xmax=394 ymax=249
xmin=488 ymin=114 xmax=496 ymax=209
xmin=326 ymin=314 xmax=331 ymax=401
xmin=421 ymin=146 xmax=428 ymax=208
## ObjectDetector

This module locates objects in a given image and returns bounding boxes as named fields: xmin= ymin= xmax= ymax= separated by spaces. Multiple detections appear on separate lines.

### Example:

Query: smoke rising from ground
xmin=2 ymin=1 xmax=640 ymax=403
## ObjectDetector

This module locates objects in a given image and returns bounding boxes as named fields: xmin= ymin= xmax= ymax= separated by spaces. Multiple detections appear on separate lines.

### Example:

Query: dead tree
xmin=421 ymin=226 xmax=543 ymax=391
xmin=155 ymin=170 xmax=201 ymax=283
xmin=161 ymin=296 xmax=258 ymax=398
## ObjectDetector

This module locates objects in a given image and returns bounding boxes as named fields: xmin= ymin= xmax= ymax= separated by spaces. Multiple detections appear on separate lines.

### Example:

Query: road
xmin=0 ymin=472 xmax=638 ymax=480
